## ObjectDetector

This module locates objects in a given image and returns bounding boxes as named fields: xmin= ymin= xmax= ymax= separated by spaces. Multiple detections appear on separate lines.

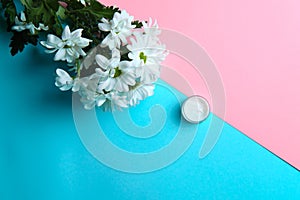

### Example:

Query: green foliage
xmin=132 ymin=20 xmax=143 ymax=28
xmin=20 ymin=0 xmax=62 ymax=35
xmin=1 ymin=0 xmax=144 ymax=56
xmin=64 ymin=0 xmax=120 ymax=52
xmin=9 ymin=30 xmax=38 ymax=55
xmin=65 ymin=0 xmax=119 ymax=19
xmin=0 ymin=0 xmax=17 ymax=30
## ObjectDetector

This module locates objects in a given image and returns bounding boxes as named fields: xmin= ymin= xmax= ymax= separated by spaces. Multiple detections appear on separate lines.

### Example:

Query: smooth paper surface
xmin=102 ymin=0 xmax=300 ymax=169
xmin=1 ymin=2 xmax=299 ymax=199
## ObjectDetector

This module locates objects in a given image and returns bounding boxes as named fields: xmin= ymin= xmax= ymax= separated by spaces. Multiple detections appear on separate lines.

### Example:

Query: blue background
xmin=0 ymin=14 xmax=299 ymax=200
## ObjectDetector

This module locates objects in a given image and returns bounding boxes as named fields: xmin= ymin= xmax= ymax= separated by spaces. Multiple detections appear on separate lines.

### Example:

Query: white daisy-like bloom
xmin=41 ymin=25 xmax=92 ymax=63
xmin=11 ymin=11 xmax=48 ymax=34
xmin=55 ymin=68 xmax=74 ymax=91
xmin=95 ymin=51 xmax=136 ymax=92
xmin=142 ymin=18 xmax=161 ymax=40
xmin=78 ymin=75 xmax=105 ymax=109
xmin=79 ymin=77 xmax=129 ymax=110
xmin=55 ymin=68 xmax=88 ymax=92
xmin=127 ymin=33 xmax=168 ymax=83
xmin=128 ymin=83 xmax=155 ymax=106
xmin=102 ymin=91 xmax=129 ymax=111
xmin=72 ymin=76 xmax=89 ymax=92
xmin=128 ymin=32 xmax=167 ymax=65
xmin=98 ymin=10 xmax=136 ymax=49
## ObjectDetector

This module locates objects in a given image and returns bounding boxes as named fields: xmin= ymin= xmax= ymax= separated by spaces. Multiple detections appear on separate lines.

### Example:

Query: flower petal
xmin=62 ymin=25 xmax=71 ymax=40
xmin=71 ymin=28 xmax=83 ymax=39
xmin=45 ymin=49 xmax=57 ymax=54
xmin=47 ymin=34 xmax=61 ymax=45
xmin=56 ymin=68 xmax=69 ymax=78
xmin=96 ymin=96 xmax=106 ymax=107
xmin=54 ymin=48 xmax=66 ymax=61
xmin=20 ymin=12 xmax=26 ymax=22
xmin=98 ymin=22 xmax=111 ymax=31
xmin=95 ymin=54 xmax=110 ymax=70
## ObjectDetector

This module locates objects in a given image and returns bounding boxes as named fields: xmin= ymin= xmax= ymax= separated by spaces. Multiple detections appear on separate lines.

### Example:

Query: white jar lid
xmin=181 ymin=95 xmax=210 ymax=123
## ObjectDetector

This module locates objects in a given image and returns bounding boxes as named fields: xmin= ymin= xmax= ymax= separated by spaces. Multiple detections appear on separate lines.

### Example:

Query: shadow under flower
xmin=0 ymin=17 xmax=73 ymax=115
xmin=21 ymin=47 xmax=73 ymax=113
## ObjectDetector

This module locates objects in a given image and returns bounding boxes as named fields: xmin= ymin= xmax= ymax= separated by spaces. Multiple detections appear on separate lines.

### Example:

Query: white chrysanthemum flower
xmin=79 ymin=79 xmax=128 ymax=110
xmin=142 ymin=18 xmax=161 ymax=40
xmin=55 ymin=68 xmax=74 ymax=91
xmin=11 ymin=11 xmax=48 ymax=34
xmin=137 ymin=63 xmax=161 ymax=84
xmin=55 ymin=68 xmax=88 ymax=92
xmin=95 ymin=48 xmax=121 ymax=71
xmin=103 ymin=91 xmax=129 ymax=110
xmin=41 ymin=26 xmax=92 ymax=63
xmin=127 ymin=33 xmax=167 ymax=83
xmin=128 ymin=83 xmax=154 ymax=106
xmin=78 ymin=75 xmax=105 ymax=109
xmin=95 ymin=52 xmax=136 ymax=92
xmin=128 ymin=33 xmax=167 ymax=65
xmin=72 ymin=76 xmax=89 ymax=92
xmin=98 ymin=10 xmax=135 ymax=49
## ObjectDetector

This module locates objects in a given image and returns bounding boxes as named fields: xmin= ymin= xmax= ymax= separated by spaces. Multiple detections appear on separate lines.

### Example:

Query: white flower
xmin=78 ymin=75 xmax=104 ymax=109
xmin=55 ymin=68 xmax=87 ymax=92
xmin=36 ymin=23 xmax=49 ymax=31
xmin=127 ymin=33 xmax=167 ymax=83
xmin=55 ymin=68 xmax=74 ymax=91
xmin=128 ymin=83 xmax=154 ymax=106
xmin=81 ymin=90 xmax=128 ymax=111
xmin=137 ymin=63 xmax=161 ymax=83
xmin=103 ymin=91 xmax=129 ymax=110
xmin=142 ymin=18 xmax=161 ymax=40
xmin=98 ymin=10 xmax=135 ymax=49
xmin=95 ymin=51 xmax=136 ymax=92
xmin=79 ymin=78 xmax=129 ymax=110
xmin=95 ymin=48 xmax=121 ymax=70
xmin=80 ymin=92 xmax=107 ymax=110
xmin=72 ymin=76 xmax=90 ymax=92
xmin=11 ymin=11 xmax=48 ymax=34
xmin=128 ymin=33 xmax=167 ymax=65
xmin=41 ymin=26 xmax=92 ymax=63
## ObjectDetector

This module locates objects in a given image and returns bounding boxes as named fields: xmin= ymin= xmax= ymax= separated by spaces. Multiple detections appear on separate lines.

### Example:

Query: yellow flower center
xmin=139 ymin=52 xmax=147 ymax=64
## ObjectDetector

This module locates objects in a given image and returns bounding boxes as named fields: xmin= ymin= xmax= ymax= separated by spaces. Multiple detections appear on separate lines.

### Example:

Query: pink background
xmin=102 ymin=0 xmax=300 ymax=169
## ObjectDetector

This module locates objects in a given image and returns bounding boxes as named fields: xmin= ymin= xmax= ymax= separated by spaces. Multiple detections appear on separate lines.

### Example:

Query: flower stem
xmin=76 ymin=59 xmax=81 ymax=77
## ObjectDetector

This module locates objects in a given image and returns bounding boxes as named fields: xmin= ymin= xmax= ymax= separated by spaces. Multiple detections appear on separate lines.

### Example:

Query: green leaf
xmin=65 ymin=0 xmax=119 ymax=20
xmin=2 ymin=0 xmax=145 ymax=56
xmin=132 ymin=20 xmax=143 ymax=28
xmin=9 ymin=30 xmax=38 ymax=56
xmin=56 ymin=5 xmax=66 ymax=20
xmin=20 ymin=0 xmax=62 ymax=35
xmin=62 ymin=0 xmax=121 ymax=53
xmin=0 ymin=0 xmax=17 ymax=31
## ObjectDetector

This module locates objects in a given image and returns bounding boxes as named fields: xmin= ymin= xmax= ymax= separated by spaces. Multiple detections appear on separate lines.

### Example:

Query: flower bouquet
xmin=0 ymin=0 xmax=168 ymax=110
